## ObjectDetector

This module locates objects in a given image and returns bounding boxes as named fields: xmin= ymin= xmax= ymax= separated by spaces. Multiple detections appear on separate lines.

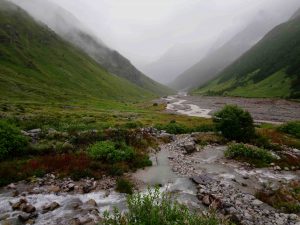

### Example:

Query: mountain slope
xmin=194 ymin=13 xmax=300 ymax=98
xmin=0 ymin=0 xmax=156 ymax=103
xmin=10 ymin=0 xmax=171 ymax=96
xmin=170 ymin=17 xmax=281 ymax=90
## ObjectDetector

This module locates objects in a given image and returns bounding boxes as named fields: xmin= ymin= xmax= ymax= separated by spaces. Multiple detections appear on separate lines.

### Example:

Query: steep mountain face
xmin=0 ymin=0 xmax=156 ymax=103
xmin=194 ymin=13 xmax=300 ymax=99
xmin=141 ymin=44 xmax=208 ymax=84
xmin=10 ymin=0 xmax=171 ymax=96
xmin=170 ymin=17 xmax=280 ymax=90
xmin=290 ymin=7 xmax=300 ymax=20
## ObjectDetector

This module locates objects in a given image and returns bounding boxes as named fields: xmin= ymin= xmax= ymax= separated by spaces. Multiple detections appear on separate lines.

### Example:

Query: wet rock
xmin=11 ymin=198 xmax=27 ymax=211
xmin=48 ymin=185 xmax=60 ymax=193
xmin=70 ymin=218 xmax=81 ymax=225
xmin=63 ymin=198 xmax=83 ymax=210
xmin=12 ymin=190 xmax=19 ymax=197
xmin=28 ymin=128 xmax=41 ymax=134
xmin=202 ymin=195 xmax=211 ymax=206
xmin=21 ymin=204 xmax=36 ymax=213
xmin=252 ymin=199 xmax=263 ymax=206
xmin=42 ymin=202 xmax=60 ymax=213
xmin=7 ymin=183 xmax=16 ymax=190
xmin=2 ymin=217 xmax=23 ymax=225
xmin=182 ymin=141 xmax=197 ymax=154
xmin=85 ymin=199 xmax=97 ymax=207
xmin=0 ymin=214 xmax=9 ymax=221
xmin=191 ymin=175 xmax=213 ymax=185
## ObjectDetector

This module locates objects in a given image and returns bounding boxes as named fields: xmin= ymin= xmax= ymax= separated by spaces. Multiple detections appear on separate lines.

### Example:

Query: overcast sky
xmin=19 ymin=0 xmax=300 ymax=67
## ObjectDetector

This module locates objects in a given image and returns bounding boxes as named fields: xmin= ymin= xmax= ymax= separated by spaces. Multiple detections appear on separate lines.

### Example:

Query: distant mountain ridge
xmin=10 ymin=0 xmax=171 ymax=96
xmin=170 ymin=16 xmax=277 ymax=90
xmin=194 ymin=11 xmax=300 ymax=99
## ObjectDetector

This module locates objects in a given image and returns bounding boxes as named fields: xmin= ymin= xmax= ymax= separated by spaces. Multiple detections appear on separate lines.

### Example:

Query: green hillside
xmin=194 ymin=12 xmax=300 ymax=99
xmin=11 ymin=0 xmax=172 ymax=96
xmin=0 ymin=0 xmax=158 ymax=105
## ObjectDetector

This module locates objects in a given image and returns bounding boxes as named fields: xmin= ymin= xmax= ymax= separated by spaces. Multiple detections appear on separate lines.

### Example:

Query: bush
xmin=278 ymin=121 xmax=300 ymax=138
xmin=103 ymin=187 xmax=225 ymax=225
xmin=225 ymin=143 xmax=275 ymax=167
xmin=214 ymin=105 xmax=255 ymax=142
xmin=0 ymin=120 xmax=28 ymax=160
xmin=88 ymin=141 xmax=135 ymax=163
xmin=116 ymin=178 xmax=134 ymax=194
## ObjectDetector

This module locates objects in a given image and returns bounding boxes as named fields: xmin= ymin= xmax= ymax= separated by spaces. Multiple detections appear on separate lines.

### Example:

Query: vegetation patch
xmin=278 ymin=121 xmax=300 ymax=139
xmin=103 ymin=187 xmax=229 ymax=225
xmin=225 ymin=143 xmax=275 ymax=167
xmin=155 ymin=121 xmax=215 ymax=134
xmin=256 ymin=181 xmax=300 ymax=213
xmin=194 ymin=133 xmax=226 ymax=146
xmin=88 ymin=141 xmax=135 ymax=163
xmin=0 ymin=120 xmax=28 ymax=160
xmin=214 ymin=105 xmax=255 ymax=142
xmin=116 ymin=178 xmax=134 ymax=194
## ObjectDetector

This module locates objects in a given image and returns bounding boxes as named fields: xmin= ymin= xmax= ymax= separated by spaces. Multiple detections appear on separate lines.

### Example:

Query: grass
xmin=225 ymin=143 xmax=275 ymax=167
xmin=103 ymin=187 xmax=231 ymax=225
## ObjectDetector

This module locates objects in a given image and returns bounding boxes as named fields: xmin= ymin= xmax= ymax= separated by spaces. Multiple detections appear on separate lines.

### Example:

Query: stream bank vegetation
xmin=0 ymin=101 xmax=213 ymax=186
xmin=256 ymin=180 xmax=300 ymax=213
xmin=103 ymin=187 xmax=232 ymax=225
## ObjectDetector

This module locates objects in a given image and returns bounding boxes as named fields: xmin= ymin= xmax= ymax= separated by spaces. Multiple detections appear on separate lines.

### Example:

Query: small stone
xmin=252 ymin=199 xmax=263 ymax=206
xmin=70 ymin=218 xmax=81 ymax=225
xmin=7 ymin=183 xmax=16 ymax=189
xmin=86 ymin=199 xmax=97 ymax=207
xmin=22 ymin=204 xmax=36 ymax=213
xmin=48 ymin=185 xmax=60 ymax=193
xmin=202 ymin=195 xmax=211 ymax=206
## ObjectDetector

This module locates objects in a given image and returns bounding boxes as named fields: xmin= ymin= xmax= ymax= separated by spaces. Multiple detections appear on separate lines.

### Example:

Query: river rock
xmin=48 ymin=185 xmax=60 ymax=193
xmin=21 ymin=204 xmax=36 ymax=213
xmin=182 ymin=141 xmax=197 ymax=154
xmin=43 ymin=202 xmax=60 ymax=213
xmin=202 ymin=195 xmax=211 ymax=206
xmin=85 ymin=199 xmax=97 ymax=207
xmin=7 ymin=183 xmax=16 ymax=190
xmin=11 ymin=198 xmax=27 ymax=211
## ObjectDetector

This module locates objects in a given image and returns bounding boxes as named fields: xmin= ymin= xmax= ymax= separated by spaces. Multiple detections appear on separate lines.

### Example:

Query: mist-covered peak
xmin=290 ymin=8 xmax=300 ymax=20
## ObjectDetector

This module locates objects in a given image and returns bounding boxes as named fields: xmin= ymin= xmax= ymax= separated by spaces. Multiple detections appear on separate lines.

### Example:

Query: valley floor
xmin=161 ymin=93 xmax=300 ymax=123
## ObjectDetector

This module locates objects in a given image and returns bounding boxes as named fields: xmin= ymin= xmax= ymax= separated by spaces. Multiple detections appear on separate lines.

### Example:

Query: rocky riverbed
xmin=162 ymin=94 xmax=300 ymax=123
xmin=164 ymin=134 xmax=300 ymax=225
xmin=1 ymin=131 xmax=300 ymax=225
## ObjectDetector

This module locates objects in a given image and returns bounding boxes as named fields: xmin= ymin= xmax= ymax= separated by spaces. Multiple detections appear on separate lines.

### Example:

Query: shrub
xmin=0 ymin=120 xmax=28 ymax=160
xmin=103 ymin=187 xmax=225 ymax=225
xmin=214 ymin=105 xmax=255 ymax=142
xmin=116 ymin=178 xmax=134 ymax=194
xmin=278 ymin=121 xmax=300 ymax=138
xmin=88 ymin=141 xmax=135 ymax=163
xmin=225 ymin=143 xmax=275 ymax=167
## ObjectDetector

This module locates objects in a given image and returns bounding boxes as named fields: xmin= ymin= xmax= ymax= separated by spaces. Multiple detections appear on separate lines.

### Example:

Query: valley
xmin=0 ymin=0 xmax=300 ymax=225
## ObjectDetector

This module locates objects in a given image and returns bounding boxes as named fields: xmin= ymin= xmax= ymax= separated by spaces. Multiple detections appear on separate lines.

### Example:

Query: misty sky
xmin=46 ymin=0 xmax=300 ymax=68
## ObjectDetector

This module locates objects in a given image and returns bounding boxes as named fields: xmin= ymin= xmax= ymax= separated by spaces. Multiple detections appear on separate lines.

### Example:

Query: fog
xmin=9 ymin=0 xmax=300 ymax=83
